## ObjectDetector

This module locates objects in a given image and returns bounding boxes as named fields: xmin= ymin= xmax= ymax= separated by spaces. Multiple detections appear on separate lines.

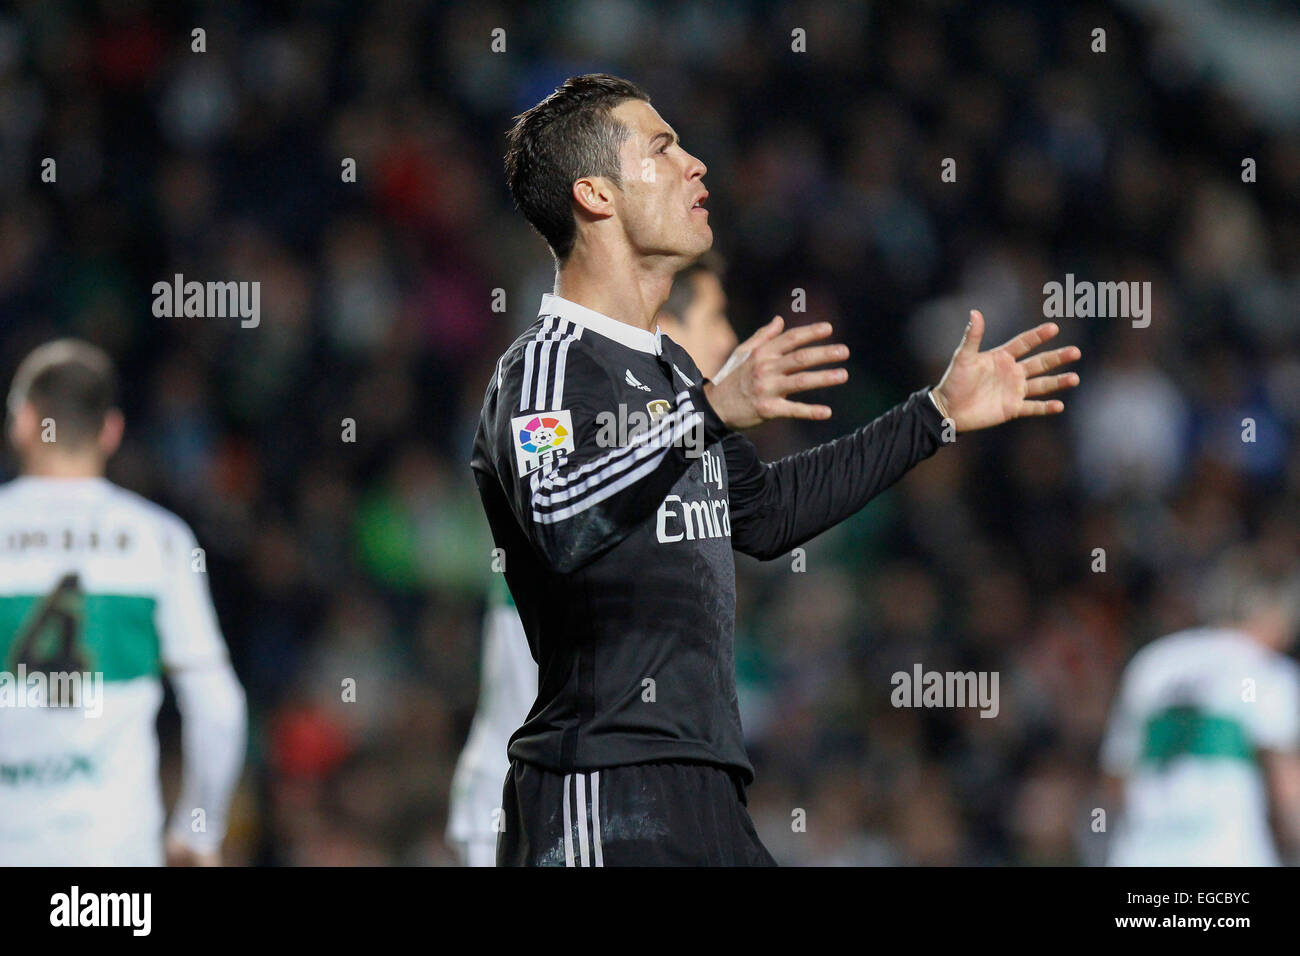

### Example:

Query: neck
xmin=21 ymin=454 xmax=104 ymax=479
xmin=555 ymin=244 xmax=678 ymax=331
xmin=1236 ymin=616 xmax=1282 ymax=652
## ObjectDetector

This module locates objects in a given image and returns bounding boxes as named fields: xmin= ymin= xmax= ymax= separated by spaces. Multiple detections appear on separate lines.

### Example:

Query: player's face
xmin=664 ymin=272 xmax=738 ymax=380
xmin=610 ymin=100 xmax=711 ymax=262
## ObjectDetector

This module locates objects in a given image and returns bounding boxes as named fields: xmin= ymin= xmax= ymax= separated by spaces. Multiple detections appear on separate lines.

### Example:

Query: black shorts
xmin=496 ymin=759 xmax=777 ymax=866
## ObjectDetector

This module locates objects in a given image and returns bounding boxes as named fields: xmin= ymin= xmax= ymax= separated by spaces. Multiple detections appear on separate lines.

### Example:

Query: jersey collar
xmin=10 ymin=475 xmax=111 ymax=489
xmin=539 ymin=293 xmax=662 ymax=355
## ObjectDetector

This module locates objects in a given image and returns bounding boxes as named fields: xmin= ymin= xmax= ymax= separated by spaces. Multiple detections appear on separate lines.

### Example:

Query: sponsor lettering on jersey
xmin=656 ymin=494 xmax=731 ymax=543
xmin=0 ymin=754 xmax=96 ymax=786
xmin=700 ymin=447 xmax=724 ymax=491
xmin=657 ymin=450 xmax=729 ymax=543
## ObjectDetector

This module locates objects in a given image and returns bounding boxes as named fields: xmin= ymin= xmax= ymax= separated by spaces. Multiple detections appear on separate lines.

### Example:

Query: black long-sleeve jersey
xmin=471 ymin=293 xmax=949 ymax=785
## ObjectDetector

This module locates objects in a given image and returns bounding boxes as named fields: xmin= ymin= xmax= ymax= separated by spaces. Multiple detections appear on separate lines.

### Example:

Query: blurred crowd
xmin=1 ymin=0 xmax=1297 ymax=864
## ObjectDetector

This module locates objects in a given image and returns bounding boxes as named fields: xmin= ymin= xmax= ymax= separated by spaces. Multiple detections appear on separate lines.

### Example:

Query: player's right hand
xmin=702 ymin=316 xmax=849 ymax=429
xmin=165 ymin=833 xmax=222 ymax=866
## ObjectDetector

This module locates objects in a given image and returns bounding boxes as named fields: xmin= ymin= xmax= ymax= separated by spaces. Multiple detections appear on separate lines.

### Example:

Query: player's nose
xmin=684 ymin=149 xmax=706 ymax=181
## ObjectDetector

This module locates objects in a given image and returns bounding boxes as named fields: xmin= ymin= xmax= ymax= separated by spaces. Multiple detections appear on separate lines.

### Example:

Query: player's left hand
xmin=930 ymin=310 xmax=1080 ymax=432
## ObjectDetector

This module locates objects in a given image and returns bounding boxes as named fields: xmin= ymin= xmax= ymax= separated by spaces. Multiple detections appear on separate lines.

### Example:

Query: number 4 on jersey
xmin=11 ymin=573 xmax=89 ymax=688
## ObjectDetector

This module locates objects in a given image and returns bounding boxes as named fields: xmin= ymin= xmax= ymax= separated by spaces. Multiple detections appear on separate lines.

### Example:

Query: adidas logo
xmin=625 ymin=369 xmax=651 ymax=391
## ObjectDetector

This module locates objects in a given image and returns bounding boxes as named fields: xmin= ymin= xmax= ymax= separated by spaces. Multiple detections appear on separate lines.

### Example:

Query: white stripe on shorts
xmin=591 ymin=771 xmax=604 ymax=867
xmin=575 ymin=774 xmax=590 ymax=866
xmin=562 ymin=772 xmax=574 ymax=867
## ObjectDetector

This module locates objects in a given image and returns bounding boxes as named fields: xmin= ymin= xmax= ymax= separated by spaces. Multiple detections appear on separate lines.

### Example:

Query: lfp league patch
xmin=511 ymin=409 xmax=575 ymax=476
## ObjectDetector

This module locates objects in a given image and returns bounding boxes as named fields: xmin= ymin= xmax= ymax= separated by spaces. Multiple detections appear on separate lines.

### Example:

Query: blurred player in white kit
xmin=0 ymin=340 xmax=246 ymax=866
xmin=1101 ymin=546 xmax=1300 ymax=866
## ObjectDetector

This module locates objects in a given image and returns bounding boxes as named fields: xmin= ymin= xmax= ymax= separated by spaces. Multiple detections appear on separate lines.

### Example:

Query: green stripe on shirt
xmin=1140 ymin=705 xmax=1254 ymax=765
xmin=0 ymin=594 xmax=160 ymax=682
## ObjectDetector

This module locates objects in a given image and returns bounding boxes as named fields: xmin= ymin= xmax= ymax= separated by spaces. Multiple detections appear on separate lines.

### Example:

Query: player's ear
xmin=98 ymin=408 xmax=124 ymax=459
xmin=572 ymin=176 xmax=616 ymax=219
xmin=8 ymin=401 xmax=38 ymax=451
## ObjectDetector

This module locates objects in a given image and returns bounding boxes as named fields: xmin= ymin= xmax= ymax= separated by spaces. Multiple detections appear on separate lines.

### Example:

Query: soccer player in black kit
xmin=473 ymin=75 xmax=1081 ymax=866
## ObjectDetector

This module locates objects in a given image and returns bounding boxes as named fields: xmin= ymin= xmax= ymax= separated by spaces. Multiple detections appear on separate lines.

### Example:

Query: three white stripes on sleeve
xmin=519 ymin=315 xmax=704 ymax=527
xmin=520 ymin=316 xmax=582 ymax=412
xmin=562 ymin=771 xmax=604 ymax=867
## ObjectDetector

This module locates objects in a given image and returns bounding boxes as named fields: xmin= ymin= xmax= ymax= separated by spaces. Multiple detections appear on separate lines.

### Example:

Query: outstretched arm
xmin=705 ymin=309 xmax=1080 ymax=560
xmin=723 ymin=386 xmax=946 ymax=560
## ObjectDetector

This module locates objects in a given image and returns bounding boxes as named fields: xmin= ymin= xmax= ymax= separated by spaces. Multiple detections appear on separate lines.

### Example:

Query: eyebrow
xmin=648 ymin=130 xmax=678 ymax=151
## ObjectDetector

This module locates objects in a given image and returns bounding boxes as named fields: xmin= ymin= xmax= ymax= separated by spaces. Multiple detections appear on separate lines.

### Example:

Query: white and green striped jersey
xmin=0 ymin=476 xmax=241 ymax=865
xmin=1102 ymin=627 xmax=1300 ymax=866
xmin=446 ymin=575 xmax=537 ymax=857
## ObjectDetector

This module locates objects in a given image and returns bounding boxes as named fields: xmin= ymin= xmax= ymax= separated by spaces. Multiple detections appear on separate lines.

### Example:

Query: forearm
xmin=1263 ymin=752 xmax=1300 ymax=858
xmin=726 ymin=386 xmax=948 ymax=560
xmin=167 ymin=662 xmax=248 ymax=853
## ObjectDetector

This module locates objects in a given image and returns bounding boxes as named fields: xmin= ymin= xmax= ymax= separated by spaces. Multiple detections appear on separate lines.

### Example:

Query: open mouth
xmin=691 ymin=191 xmax=709 ymax=215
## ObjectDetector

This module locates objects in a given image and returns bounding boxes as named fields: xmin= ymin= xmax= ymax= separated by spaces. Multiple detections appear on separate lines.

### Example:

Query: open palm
xmin=933 ymin=310 xmax=1081 ymax=432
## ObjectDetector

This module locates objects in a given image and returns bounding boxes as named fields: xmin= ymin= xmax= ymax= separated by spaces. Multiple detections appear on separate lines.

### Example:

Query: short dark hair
xmin=504 ymin=74 xmax=650 ymax=263
xmin=1201 ymin=545 xmax=1300 ymax=626
xmin=7 ymin=339 xmax=117 ymax=448
xmin=661 ymin=251 xmax=726 ymax=324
